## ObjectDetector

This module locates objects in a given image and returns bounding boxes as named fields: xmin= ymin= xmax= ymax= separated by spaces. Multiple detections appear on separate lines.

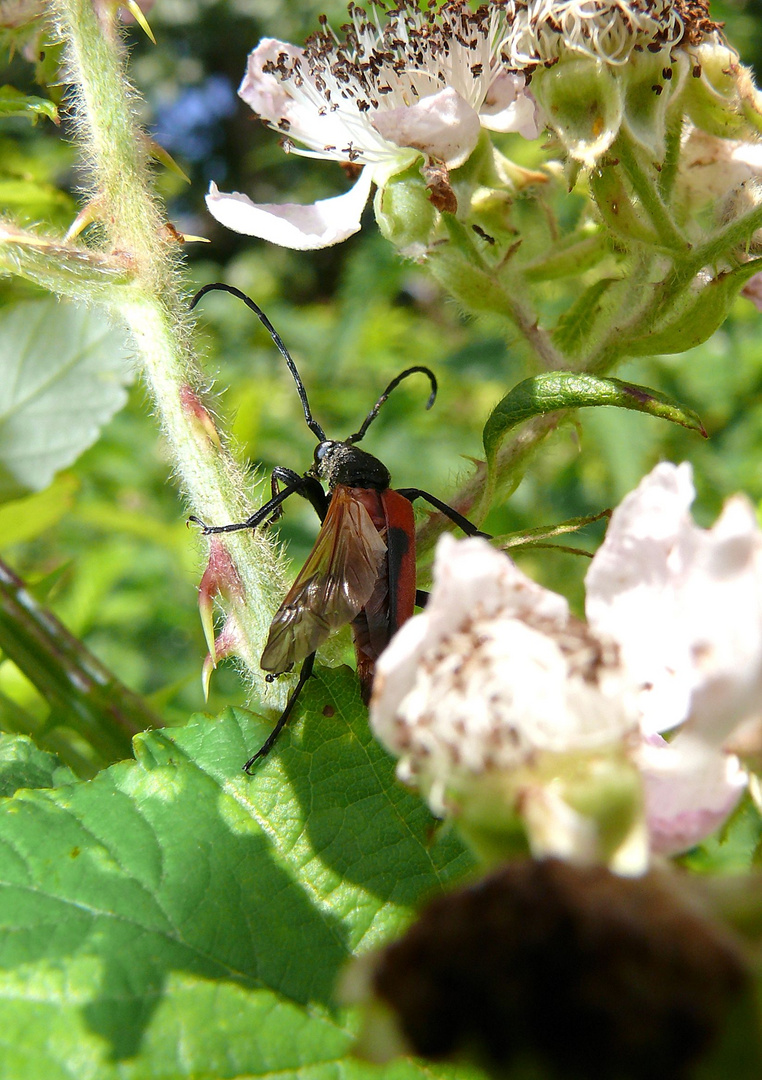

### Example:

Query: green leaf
xmin=628 ymin=260 xmax=762 ymax=356
xmin=552 ymin=278 xmax=620 ymax=357
xmin=0 ymin=734 xmax=76 ymax=796
xmin=482 ymin=372 xmax=706 ymax=507
xmin=0 ymin=667 xmax=477 ymax=1079
xmin=0 ymin=298 xmax=133 ymax=492
xmin=0 ymin=86 xmax=58 ymax=124
xmin=0 ymin=472 xmax=78 ymax=543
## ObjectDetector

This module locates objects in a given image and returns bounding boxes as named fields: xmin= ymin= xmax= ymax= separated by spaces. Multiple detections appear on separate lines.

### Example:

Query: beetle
xmin=190 ymin=283 xmax=485 ymax=770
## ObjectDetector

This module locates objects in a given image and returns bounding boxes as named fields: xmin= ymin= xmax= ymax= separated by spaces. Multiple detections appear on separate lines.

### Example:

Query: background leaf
xmin=0 ymin=297 xmax=133 ymax=494
xmin=0 ymin=732 xmax=76 ymax=796
xmin=0 ymin=85 xmax=57 ymax=124
xmin=0 ymin=666 xmax=478 ymax=1079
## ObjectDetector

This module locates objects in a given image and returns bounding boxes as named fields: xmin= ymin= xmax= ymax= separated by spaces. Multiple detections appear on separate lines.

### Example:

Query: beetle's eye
xmin=314 ymin=442 xmax=330 ymax=463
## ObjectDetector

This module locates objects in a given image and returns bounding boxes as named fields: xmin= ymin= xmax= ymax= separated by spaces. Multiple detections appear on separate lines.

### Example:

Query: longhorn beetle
xmin=190 ymin=283 xmax=485 ymax=771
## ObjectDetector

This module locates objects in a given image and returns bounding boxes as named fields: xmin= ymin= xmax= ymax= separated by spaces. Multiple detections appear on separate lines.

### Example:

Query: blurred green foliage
xmin=0 ymin=0 xmax=761 ymax=757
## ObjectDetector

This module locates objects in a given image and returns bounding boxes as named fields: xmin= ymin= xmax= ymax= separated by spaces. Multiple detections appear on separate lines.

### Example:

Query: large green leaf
xmin=0 ymin=297 xmax=133 ymax=494
xmin=0 ymin=666 xmax=478 ymax=1079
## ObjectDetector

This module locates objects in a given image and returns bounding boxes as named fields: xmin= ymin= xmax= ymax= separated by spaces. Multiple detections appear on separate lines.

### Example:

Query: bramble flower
xmin=207 ymin=0 xmax=539 ymax=249
xmin=370 ymin=463 xmax=760 ymax=869
xmin=370 ymin=532 xmax=645 ymax=871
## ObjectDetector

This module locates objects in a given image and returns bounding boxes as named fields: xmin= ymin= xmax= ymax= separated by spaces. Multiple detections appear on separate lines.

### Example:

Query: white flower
xmin=499 ymin=0 xmax=735 ymax=167
xmin=586 ymin=462 xmax=762 ymax=743
xmin=207 ymin=1 xmax=539 ymax=249
xmin=371 ymin=463 xmax=762 ymax=866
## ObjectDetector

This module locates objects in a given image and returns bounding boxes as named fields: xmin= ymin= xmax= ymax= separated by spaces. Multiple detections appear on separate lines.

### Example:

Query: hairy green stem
xmin=50 ymin=0 xmax=288 ymax=708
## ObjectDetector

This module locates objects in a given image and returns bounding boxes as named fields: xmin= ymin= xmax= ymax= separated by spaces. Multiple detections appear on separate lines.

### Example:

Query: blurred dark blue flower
xmin=154 ymin=75 xmax=236 ymax=165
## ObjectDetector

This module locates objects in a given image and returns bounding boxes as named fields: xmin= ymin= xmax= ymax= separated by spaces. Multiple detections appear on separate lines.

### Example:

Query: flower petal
xmin=742 ymin=272 xmax=762 ymax=312
xmin=586 ymin=462 xmax=696 ymax=735
xmin=205 ymin=169 xmax=373 ymax=250
xmin=638 ymin=733 xmax=747 ymax=855
xmin=239 ymin=39 xmax=377 ymax=159
xmin=480 ymin=72 xmax=541 ymax=140
xmin=371 ymin=87 xmax=481 ymax=170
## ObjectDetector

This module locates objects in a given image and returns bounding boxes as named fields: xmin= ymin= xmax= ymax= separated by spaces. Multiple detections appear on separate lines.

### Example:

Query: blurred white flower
xmin=677 ymin=128 xmax=762 ymax=308
xmin=680 ymin=128 xmax=762 ymax=208
xmin=586 ymin=461 xmax=761 ymax=851
xmin=207 ymin=1 xmax=539 ymax=249
xmin=371 ymin=463 xmax=761 ymax=867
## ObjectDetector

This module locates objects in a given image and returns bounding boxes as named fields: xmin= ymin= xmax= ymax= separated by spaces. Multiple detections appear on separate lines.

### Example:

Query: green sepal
xmin=530 ymin=57 xmax=624 ymax=167
xmin=682 ymin=42 xmax=750 ymax=138
xmin=552 ymin=277 xmax=621 ymax=357
xmin=481 ymin=372 xmax=706 ymax=508
xmin=621 ymin=51 xmax=688 ymax=160
xmin=590 ymin=165 xmax=660 ymax=245
xmin=374 ymin=167 xmax=437 ymax=255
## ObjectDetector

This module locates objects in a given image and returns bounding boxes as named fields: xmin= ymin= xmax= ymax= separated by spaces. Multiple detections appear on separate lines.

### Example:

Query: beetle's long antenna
xmin=346 ymin=365 xmax=437 ymax=445
xmin=191 ymin=283 xmax=327 ymax=442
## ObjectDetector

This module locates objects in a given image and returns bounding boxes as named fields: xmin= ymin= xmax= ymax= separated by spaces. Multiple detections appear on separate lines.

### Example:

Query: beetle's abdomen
xmin=349 ymin=487 xmax=416 ymax=702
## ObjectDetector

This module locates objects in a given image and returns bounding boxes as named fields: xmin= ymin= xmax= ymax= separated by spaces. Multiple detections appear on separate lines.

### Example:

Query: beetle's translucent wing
xmin=260 ymin=485 xmax=387 ymax=674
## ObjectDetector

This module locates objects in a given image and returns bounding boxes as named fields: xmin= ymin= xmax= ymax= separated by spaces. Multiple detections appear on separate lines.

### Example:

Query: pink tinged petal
xmin=480 ymin=72 xmax=542 ymax=140
xmin=238 ymin=39 xmax=348 ymax=151
xmin=585 ymin=462 xmax=697 ymax=735
xmin=742 ymin=273 xmax=762 ymax=311
xmin=639 ymin=733 xmax=747 ymax=855
xmin=205 ymin=169 xmax=374 ymax=250
xmin=238 ymin=38 xmax=302 ymax=125
xmin=239 ymin=39 xmax=398 ymax=163
xmin=371 ymin=87 xmax=481 ymax=170
xmin=684 ymin=494 xmax=762 ymax=740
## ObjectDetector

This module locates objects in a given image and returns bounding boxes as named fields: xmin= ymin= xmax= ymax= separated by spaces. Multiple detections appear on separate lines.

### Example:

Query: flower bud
xmin=373 ymin=171 xmax=437 ymax=259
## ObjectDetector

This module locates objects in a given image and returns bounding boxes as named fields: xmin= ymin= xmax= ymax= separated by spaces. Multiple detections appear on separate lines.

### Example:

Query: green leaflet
xmin=482 ymin=372 xmax=706 ymax=508
xmin=628 ymin=260 xmax=762 ymax=356
xmin=0 ymin=297 xmax=133 ymax=493
xmin=0 ymin=86 xmax=58 ymax=124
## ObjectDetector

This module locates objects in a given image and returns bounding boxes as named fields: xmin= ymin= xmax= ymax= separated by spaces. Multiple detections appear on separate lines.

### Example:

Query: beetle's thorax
xmin=313 ymin=441 xmax=391 ymax=490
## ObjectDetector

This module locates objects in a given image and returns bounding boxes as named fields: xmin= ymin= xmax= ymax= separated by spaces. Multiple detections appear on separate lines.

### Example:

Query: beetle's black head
xmin=313 ymin=441 xmax=391 ymax=490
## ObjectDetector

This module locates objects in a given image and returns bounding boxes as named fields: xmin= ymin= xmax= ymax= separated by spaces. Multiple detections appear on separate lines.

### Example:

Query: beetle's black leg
xmin=396 ymin=488 xmax=490 ymax=538
xmin=243 ymin=652 xmax=316 ymax=771
xmin=415 ymin=589 xmax=430 ymax=608
xmin=263 ymin=466 xmax=295 ymax=526
xmin=189 ymin=471 xmax=328 ymax=535
xmin=188 ymin=483 xmax=299 ymax=535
